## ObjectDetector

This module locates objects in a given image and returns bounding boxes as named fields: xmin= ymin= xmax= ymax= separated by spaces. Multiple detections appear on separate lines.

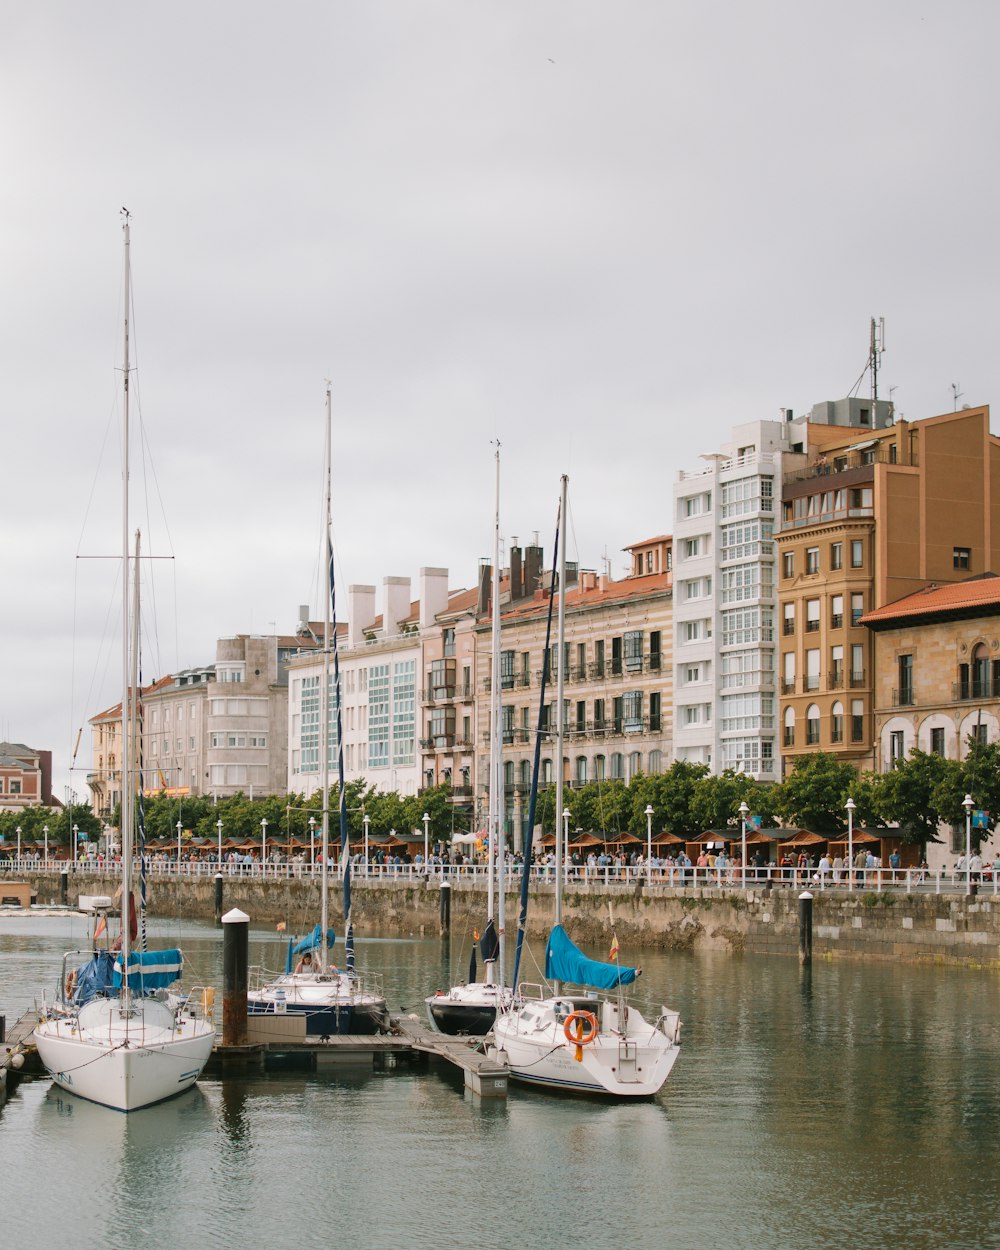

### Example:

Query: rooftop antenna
xmin=952 ymin=382 xmax=963 ymax=411
xmin=870 ymin=316 xmax=886 ymax=405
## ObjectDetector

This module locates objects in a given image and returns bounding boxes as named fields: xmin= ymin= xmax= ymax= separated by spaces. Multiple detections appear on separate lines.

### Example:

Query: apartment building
xmin=671 ymin=417 xmax=806 ymax=779
xmin=861 ymin=575 xmax=1000 ymax=771
xmin=0 ymin=741 xmax=53 ymax=812
xmin=477 ymin=541 xmax=673 ymax=845
xmin=777 ymin=403 xmax=1000 ymax=775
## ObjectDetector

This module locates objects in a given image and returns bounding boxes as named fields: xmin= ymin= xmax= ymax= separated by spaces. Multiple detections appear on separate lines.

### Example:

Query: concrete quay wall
xmin=17 ymin=873 xmax=1000 ymax=967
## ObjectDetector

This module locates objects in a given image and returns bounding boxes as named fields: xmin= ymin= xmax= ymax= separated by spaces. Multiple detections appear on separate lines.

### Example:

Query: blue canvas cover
xmin=292 ymin=925 xmax=336 ymax=957
xmin=544 ymin=924 xmax=638 ymax=990
xmin=71 ymin=950 xmax=117 ymax=1005
xmin=113 ymin=947 xmax=184 ymax=990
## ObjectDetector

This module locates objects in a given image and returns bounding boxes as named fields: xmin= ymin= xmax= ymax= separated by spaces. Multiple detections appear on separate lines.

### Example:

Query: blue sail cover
xmin=292 ymin=924 xmax=336 ymax=957
xmin=112 ymin=948 xmax=184 ymax=990
xmin=72 ymin=950 xmax=117 ymax=1005
xmin=545 ymin=924 xmax=638 ymax=990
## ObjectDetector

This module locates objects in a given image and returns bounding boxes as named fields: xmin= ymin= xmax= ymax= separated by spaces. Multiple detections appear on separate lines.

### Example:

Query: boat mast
xmin=554 ymin=474 xmax=567 ymax=931
xmin=120 ymin=210 xmax=133 ymax=1005
xmin=320 ymin=385 xmax=332 ymax=973
xmin=491 ymin=445 xmax=504 ymax=986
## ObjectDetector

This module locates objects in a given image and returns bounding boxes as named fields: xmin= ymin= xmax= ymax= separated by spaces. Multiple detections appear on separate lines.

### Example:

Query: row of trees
xmin=2 ymin=740 xmax=995 ymax=850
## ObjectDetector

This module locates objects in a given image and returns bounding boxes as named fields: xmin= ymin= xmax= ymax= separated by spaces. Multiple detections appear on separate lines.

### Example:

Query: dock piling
xmin=222 ymin=907 xmax=250 ymax=1046
xmin=798 ymin=891 xmax=813 ymax=965
xmin=214 ymin=873 xmax=224 ymax=925
xmin=439 ymin=879 xmax=452 ymax=935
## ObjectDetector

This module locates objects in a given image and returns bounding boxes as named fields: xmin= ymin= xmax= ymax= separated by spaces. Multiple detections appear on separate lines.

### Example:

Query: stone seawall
xmin=16 ymin=873 xmax=1000 ymax=967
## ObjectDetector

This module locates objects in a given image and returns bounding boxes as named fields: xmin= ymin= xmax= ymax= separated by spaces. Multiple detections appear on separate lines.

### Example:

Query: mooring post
xmin=222 ymin=907 xmax=250 ymax=1046
xmin=439 ymin=879 xmax=452 ymax=935
xmin=59 ymin=870 xmax=69 ymax=906
xmin=798 ymin=890 xmax=813 ymax=965
xmin=214 ymin=873 xmax=224 ymax=925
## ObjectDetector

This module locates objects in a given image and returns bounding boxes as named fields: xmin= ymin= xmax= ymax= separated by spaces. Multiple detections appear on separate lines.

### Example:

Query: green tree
xmin=775 ymin=752 xmax=857 ymax=833
xmin=874 ymin=749 xmax=958 ymax=845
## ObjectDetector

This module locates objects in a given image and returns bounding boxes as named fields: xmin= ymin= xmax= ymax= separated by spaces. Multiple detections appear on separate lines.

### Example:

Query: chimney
xmin=383 ymin=576 xmax=411 ymax=637
xmin=478 ymin=559 xmax=492 ymax=616
xmin=297 ymin=604 xmax=311 ymax=635
xmin=419 ymin=567 xmax=449 ymax=628
xmin=509 ymin=541 xmax=522 ymax=601
xmin=581 ymin=570 xmax=597 ymax=593
xmin=348 ymin=585 xmax=376 ymax=647
xmin=524 ymin=545 xmax=543 ymax=596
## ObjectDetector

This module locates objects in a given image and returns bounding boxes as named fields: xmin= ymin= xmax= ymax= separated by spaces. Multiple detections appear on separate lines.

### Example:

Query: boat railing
xmin=180 ymin=984 xmax=217 ymax=1025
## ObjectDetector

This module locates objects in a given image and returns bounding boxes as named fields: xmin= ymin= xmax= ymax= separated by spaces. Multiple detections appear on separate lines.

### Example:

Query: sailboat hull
xmin=34 ymin=997 xmax=215 ymax=1113
xmin=493 ymin=995 xmax=680 ymax=1099
xmin=425 ymin=983 xmax=512 ymax=1035
xmin=247 ymin=972 xmax=388 ymax=1036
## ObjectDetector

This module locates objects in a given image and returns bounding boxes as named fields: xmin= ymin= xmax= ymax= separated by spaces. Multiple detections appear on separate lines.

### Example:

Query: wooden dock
xmin=2 ymin=1009 xmax=508 ymax=1100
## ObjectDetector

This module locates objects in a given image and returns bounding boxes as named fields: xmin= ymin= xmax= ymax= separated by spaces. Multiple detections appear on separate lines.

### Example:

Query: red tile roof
xmin=860 ymin=574 xmax=1000 ymax=626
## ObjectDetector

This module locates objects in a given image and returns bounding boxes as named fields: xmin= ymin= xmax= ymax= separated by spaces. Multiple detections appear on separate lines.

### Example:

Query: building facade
xmin=0 ymin=741 xmax=53 ymax=813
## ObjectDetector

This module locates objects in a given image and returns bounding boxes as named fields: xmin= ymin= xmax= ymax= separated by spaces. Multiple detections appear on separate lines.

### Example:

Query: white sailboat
xmin=34 ymin=213 xmax=215 ymax=1112
xmin=246 ymin=385 xmax=388 ymax=1036
xmin=492 ymin=474 xmax=682 ymax=1097
xmin=426 ymin=446 xmax=513 ymax=1034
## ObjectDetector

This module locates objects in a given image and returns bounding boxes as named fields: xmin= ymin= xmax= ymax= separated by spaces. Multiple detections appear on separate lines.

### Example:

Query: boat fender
xmin=564 ymin=1010 xmax=599 ymax=1061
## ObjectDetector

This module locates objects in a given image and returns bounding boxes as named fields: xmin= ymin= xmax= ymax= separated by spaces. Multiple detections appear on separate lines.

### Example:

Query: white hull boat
xmin=425 ymin=980 xmax=512 ymax=1035
xmin=35 ymin=997 xmax=215 ymax=1113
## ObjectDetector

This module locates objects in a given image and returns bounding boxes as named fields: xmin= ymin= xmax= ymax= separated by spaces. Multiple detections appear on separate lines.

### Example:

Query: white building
xmin=671 ymin=416 xmax=807 ymax=779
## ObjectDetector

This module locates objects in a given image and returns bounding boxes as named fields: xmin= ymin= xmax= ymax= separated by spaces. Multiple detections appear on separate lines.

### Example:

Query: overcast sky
xmin=4 ymin=1 xmax=999 ymax=801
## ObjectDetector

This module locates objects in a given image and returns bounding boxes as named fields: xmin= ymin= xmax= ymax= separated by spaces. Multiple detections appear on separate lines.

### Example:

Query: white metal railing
xmin=0 ymin=856 xmax=993 ymax=895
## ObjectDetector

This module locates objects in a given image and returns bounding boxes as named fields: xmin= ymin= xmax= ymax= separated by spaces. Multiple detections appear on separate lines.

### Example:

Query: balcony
xmin=830 ymin=614 xmax=843 ymax=630
xmin=892 ymin=687 xmax=915 ymax=708
xmin=781 ymin=680 xmax=796 ymax=695
xmin=783 ymin=620 xmax=795 ymax=636
xmin=829 ymin=668 xmax=844 ymax=690
xmin=953 ymin=679 xmax=1000 ymax=701
xmin=849 ymin=670 xmax=867 ymax=688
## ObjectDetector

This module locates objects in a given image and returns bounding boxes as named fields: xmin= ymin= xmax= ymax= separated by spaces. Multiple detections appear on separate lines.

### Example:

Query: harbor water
xmin=2 ymin=913 xmax=999 ymax=1249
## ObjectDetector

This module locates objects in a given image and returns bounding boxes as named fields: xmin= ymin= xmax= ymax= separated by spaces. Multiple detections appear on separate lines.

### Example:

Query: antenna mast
xmin=870 ymin=316 xmax=885 ymax=406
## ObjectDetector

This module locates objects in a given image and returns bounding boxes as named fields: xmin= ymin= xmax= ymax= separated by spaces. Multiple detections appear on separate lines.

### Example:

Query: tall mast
xmin=491 ymin=445 xmax=504 ymax=985
xmin=320 ymin=385 xmax=332 ymax=972
xmin=554 ymin=473 xmax=567 ymax=930
xmin=120 ymin=211 xmax=133 ymax=995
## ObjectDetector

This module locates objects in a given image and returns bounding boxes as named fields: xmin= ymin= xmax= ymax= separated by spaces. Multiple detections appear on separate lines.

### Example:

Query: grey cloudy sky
xmin=3 ymin=1 xmax=999 ymax=799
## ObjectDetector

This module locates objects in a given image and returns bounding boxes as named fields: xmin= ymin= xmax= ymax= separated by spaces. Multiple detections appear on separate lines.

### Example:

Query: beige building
xmin=475 ymin=543 xmax=673 ymax=845
xmin=777 ymin=403 xmax=1000 ymax=775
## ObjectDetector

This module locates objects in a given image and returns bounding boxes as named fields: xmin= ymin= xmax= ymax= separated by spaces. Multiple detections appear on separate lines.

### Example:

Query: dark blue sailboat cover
xmin=480 ymin=919 xmax=499 ymax=963
xmin=71 ymin=950 xmax=116 ymax=1004
xmin=545 ymin=924 xmax=638 ymax=990
xmin=113 ymin=948 xmax=184 ymax=990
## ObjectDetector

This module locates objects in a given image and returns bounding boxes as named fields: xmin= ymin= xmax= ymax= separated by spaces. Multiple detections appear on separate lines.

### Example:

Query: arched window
xmin=519 ymin=759 xmax=530 ymax=790
xmin=648 ymin=749 xmax=663 ymax=774
xmin=628 ymin=751 xmax=642 ymax=780
xmin=542 ymin=757 xmax=553 ymax=784
xmin=575 ymin=756 xmax=588 ymax=785
xmin=783 ymin=706 xmax=795 ymax=748
xmin=594 ymin=754 xmax=606 ymax=781
xmin=973 ymin=643 xmax=990 ymax=698
xmin=830 ymin=701 xmax=844 ymax=744
xmin=504 ymin=761 xmax=514 ymax=789
xmin=806 ymin=703 xmax=821 ymax=745
xmin=611 ymin=753 xmax=624 ymax=779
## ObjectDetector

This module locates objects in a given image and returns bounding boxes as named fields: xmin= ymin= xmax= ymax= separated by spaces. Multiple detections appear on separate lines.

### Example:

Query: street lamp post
xmin=363 ymin=813 xmax=370 ymax=877
xmin=739 ymin=800 xmax=749 ymax=889
xmin=644 ymin=804 xmax=654 ymax=886
xmin=309 ymin=816 xmax=316 ymax=875
xmin=216 ymin=818 xmax=224 ymax=866
xmin=16 ymin=825 xmax=22 ymax=866
xmin=963 ymin=793 xmax=974 ymax=897
xmin=562 ymin=807 xmax=571 ymax=880
xmin=422 ymin=811 xmax=430 ymax=871
xmin=43 ymin=824 xmax=49 ymax=867
xmin=261 ymin=817 xmax=268 ymax=876
xmin=73 ymin=823 xmax=80 ymax=869
xmin=846 ymin=797 xmax=856 ymax=893
xmin=176 ymin=819 xmax=182 ymax=871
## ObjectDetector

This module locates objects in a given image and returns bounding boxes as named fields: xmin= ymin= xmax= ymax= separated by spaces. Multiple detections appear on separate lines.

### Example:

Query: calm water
xmin=2 ymin=913 xmax=1000 ymax=1250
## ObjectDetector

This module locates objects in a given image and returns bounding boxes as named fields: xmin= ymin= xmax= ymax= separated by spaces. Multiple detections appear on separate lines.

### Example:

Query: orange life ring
xmin=563 ymin=1009 xmax=598 ymax=1047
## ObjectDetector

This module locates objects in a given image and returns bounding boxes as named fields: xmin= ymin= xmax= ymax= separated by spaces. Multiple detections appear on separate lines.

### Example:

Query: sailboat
xmin=246 ymin=386 xmax=388 ymax=1037
xmin=492 ymin=475 xmax=682 ymax=1097
xmin=33 ymin=213 xmax=216 ymax=1112
xmin=426 ymin=446 xmax=513 ymax=1034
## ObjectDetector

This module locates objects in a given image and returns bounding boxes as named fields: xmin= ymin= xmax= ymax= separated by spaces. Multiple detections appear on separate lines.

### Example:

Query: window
xmin=650 ymin=692 xmax=662 ymax=732
xmin=830 ymin=542 xmax=843 ymax=571
xmin=594 ymin=754 xmax=606 ymax=780
xmin=850 ymin=539 xmax=864 ymax=568
xmin=805 ymin=649 xmax=820 ymax=691
xmin=782 ymin=652 xmax=795 ymax=694
xmin=972 ymin=722 xmax=988 ymax=746
xmin=851 ymin=699 xmax=864 ymax=742
xmin=624 ymin=631 xmax=643 ymax=672
xmin=782 ymin=551 xmax=794 ymax=579
xmin=783 ymin=603 xmax=795 ymax=635
xmin=851 ymin=593 xmax=864 ymax=625
xmin=831 ymin=701 xmax=844 ymax=743
xmin=954 ymin=547 xmax=971 ymax=571
xmin=623 ymin=691 xmax=643 ymax=733
xmin=593 ymin=640 xmax=605 ymax=678
xmin=500 ymin=650 xmax=515 ymax=690
xmin=684 ymin=621 xmax=702 ymax=643
xmin=930 ymin=726 xmax=945 ymax=756
xmin=831 ymin=595 xmax=844 ymax=630
xmin=830 ymin=645 xmax=844 ymax=688
xmin=501 ymin=705 xmax=514 ymax=744
xmin=443 ymin=628 xmax=456 ymax=657
xmin=685 ymin=665 xmax=701 ymax=683
xmin=783 ymin=706 xmax=795 ymax=747
xmin=575 ymin=701 xmax=586 ymax=733
xmin=806 ymin=547 xmax=820 ymax=575
xmin=684 ymin=493 xmax=709 ymax=517
xmin=889 ymin=730 xmax=905 ymax=766
xmin=806 ymin=704 xmax=821 ymax=745
xmin=649 ymin=631 xmax=661 ymax=671
xmin=594 ymin=699 xmax=606 ymax=731
xmin=851 ymin=644 xmax=865 ymax=686
xmin=575 ymin=756 xmax=588 ymax=785
xmin=683 ymin=537 xmax=702 ymax=559
xmin=611 ymin=753 xmax=624 ymax=779
xmin=897 ymin=654 xmax=913 ymax=706
xmin=806 ymin=599 xmax=820 ymax=632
